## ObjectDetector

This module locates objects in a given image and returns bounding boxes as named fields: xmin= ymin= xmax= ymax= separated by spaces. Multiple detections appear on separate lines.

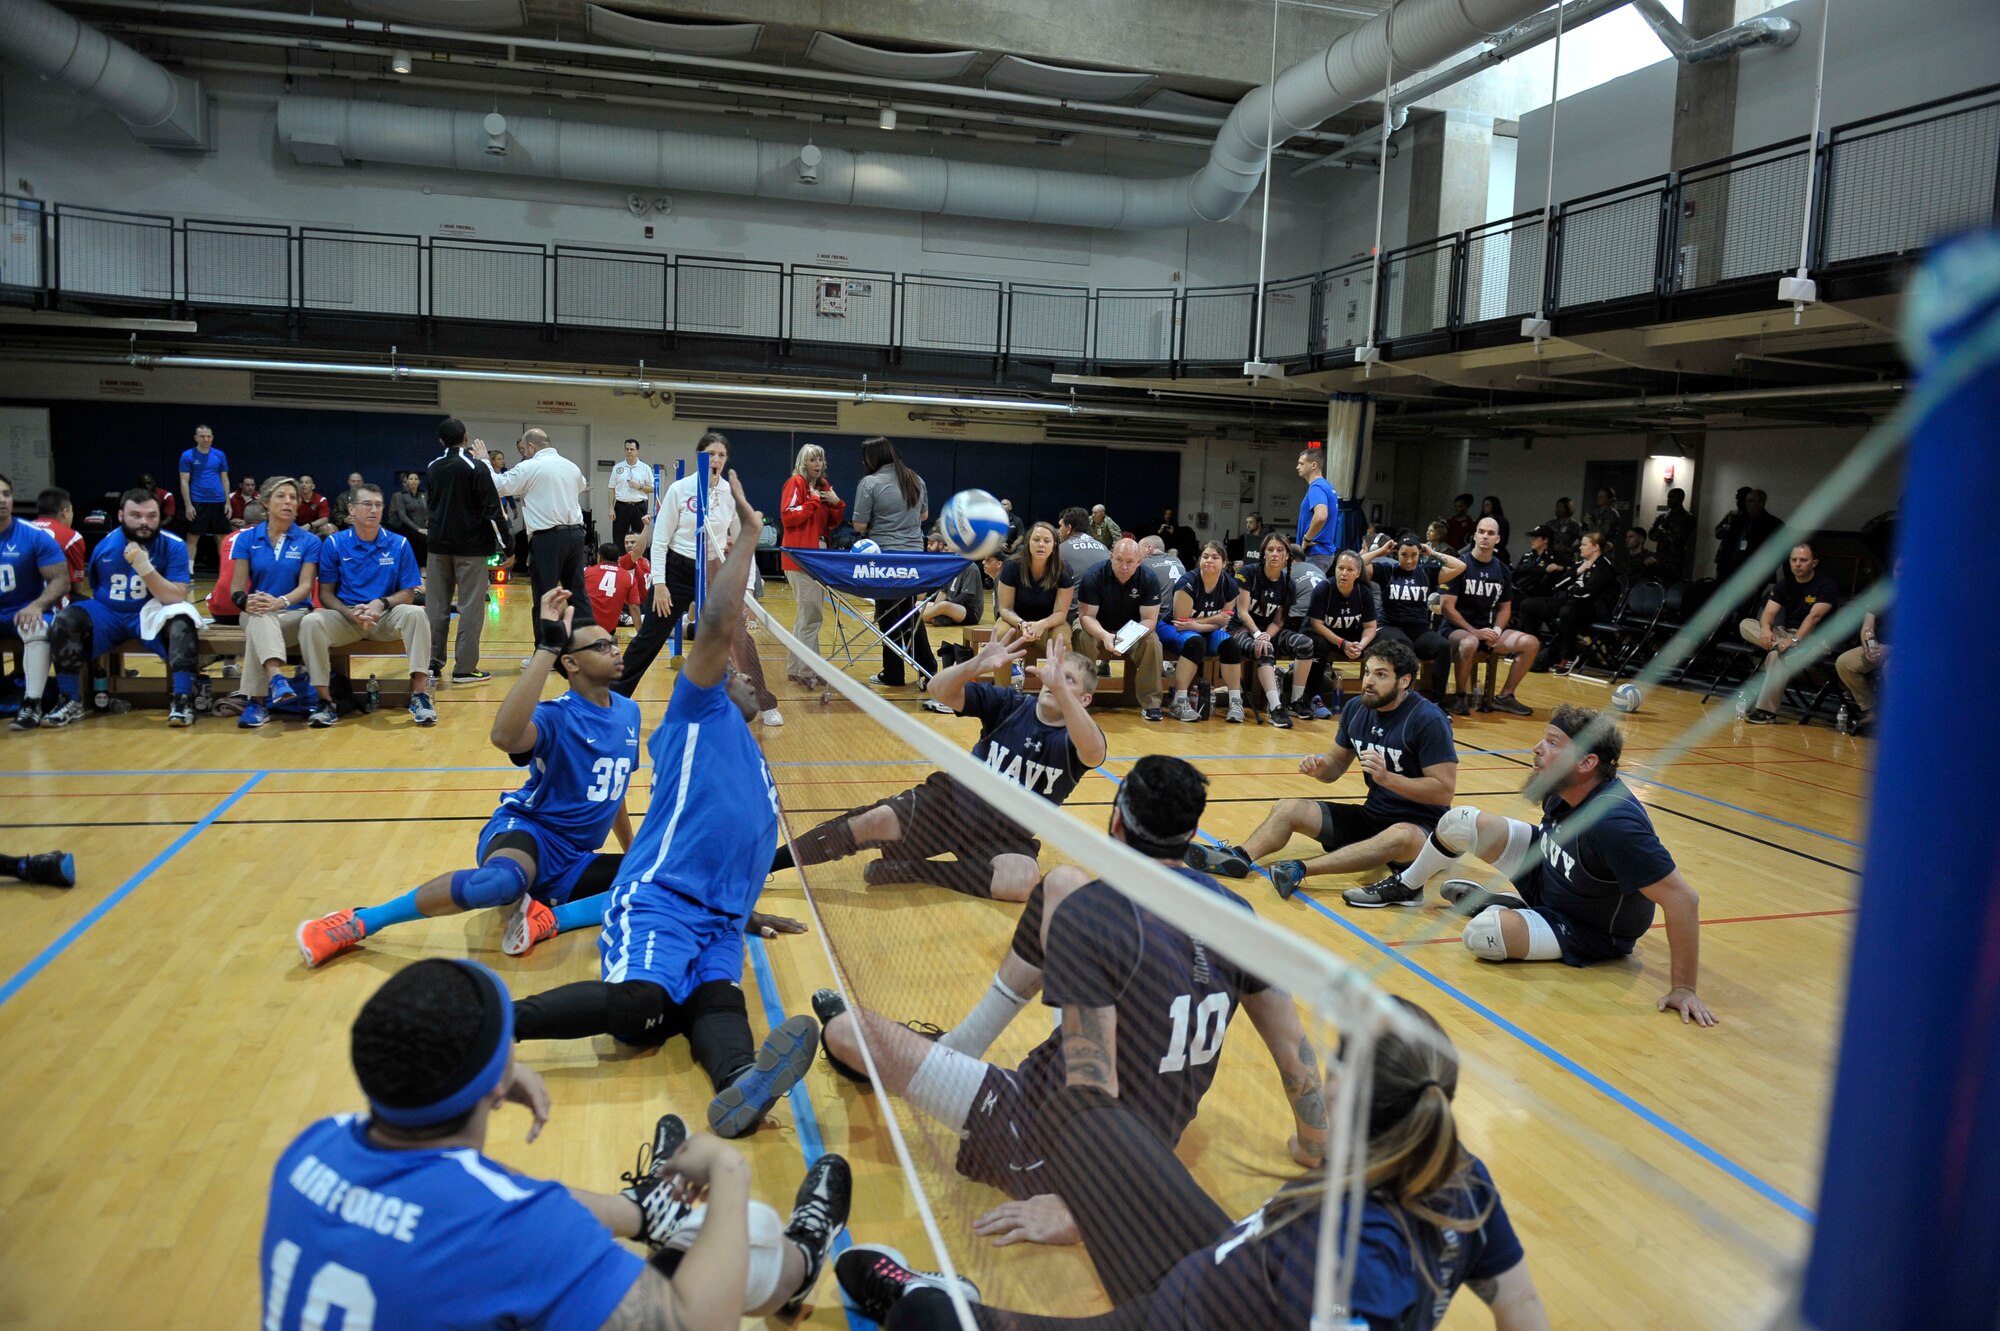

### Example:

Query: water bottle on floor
xmin=1835 ymin=703 xmax=1851 ymax=736
xmin=367 ymin=675 xmax=381 ymax=710
xmin=1734 ymin=687 xmax=1749 ymax=720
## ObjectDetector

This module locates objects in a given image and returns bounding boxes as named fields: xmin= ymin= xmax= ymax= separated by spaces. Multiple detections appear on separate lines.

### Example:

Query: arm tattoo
xmin=1283 ymin=1037 xmax=1328 ymax=1130
xmin=1468 ymin=1277 xmax=1501 ymax=1305
xmin=1064 ymin=1005 xmax=1116 ymax=1091
xmin=600 ymin=1270 xmax=687 ymax=1331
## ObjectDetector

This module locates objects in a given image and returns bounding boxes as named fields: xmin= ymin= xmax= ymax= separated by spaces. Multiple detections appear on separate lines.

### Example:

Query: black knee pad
xmin=164 ymin=618 xmax=199 ymax=675
xmin=50 ymin=608 xmax=93 ymax=674
xmin=688 ymin=978 xmax=748 ymax=1023
xmin=604 ymin=980 xmax=671 ymax=1045
xmin=1215 ymin=636 xmax=1243 ymax=665
xmin=1009 ymin=878 xmax=1048 ymax=969
xmin=1179 ymin=636 xmax=1208 ymax=667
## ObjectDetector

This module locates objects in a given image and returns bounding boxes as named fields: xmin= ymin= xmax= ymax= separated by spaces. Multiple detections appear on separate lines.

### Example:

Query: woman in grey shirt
xmin=852 ymin=435 xmax=929 ymax=685
xmin=387 ymin=470 xmax=429 ymax=563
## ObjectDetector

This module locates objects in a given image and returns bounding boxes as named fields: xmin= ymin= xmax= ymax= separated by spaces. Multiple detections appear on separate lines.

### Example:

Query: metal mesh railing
xmin=300 ymin=229 xmax=421 ymax=316
xmin=432 ymin=239 xmax=543 ymax=323
xmin=0 ymin=198 xmax=47 ymax=294
xmin=1007 ymin=284 xmax=1089 ymax=359
xmin=55 ymin=205 xmax=174 ymax=302
xmin=1676 ymin=144 xmax=1810 ymax=289
xmin=1379 ymin=237 xmax=1454 ymax=341
xmin=185 ymin=220 xmax=290 ymax=307
xmin=1260 ymin=273 xmax=1317 ymax=360
xmin=1092 ymin=289 xmax=1176 ymax=364
xmin=1556 ymin=182 xmax=1667 ymax=307
xmin=1315 ymin=260 xmax=1372 ymax=351
xmin=1463 ymin=212 xmax=1547 ymax=323
xmin=787 ymin=267 xmax=895 ymax=347
xmin=673 ymin=257 xmax=781 ymax=338
xmin=1182 ymin=284 xmax=1255 ymax=364
xmin=555 ymin=247 xmax=665 ymax=330
xmin=903 ymin=277 xmax=1003 ymax=354
xmin=1823 ymin=93 xmax=2000 ymax=265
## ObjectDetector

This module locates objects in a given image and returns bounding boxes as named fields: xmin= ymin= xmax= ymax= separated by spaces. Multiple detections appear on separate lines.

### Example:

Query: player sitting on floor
xmin=260 ymin=958 xmax=853 ymax=1329
xmin=837 ymin=996 xmax=1551 ymax=1331
xmin=46 ymin=488 xmax=202 ymax=727
xmin=814 ymin=755 xmax=1327 ymax=1248
xmin=1367 ymin=703 xmax=1716 ymax=1026
xmin=773 ymin=628 xmax=1106 ymax=903
xmin=2 ymin=850 xmax=75 ymax=887
xmin=504 ymin=471 xmax=823 ymax=1140
xmin=1187 ymin=639 xmax=1458 ymax=904
xmin=296 ymin=585 xmax=638 ymax=968
xmin=1 ymin=472 xmax=70 ymax=731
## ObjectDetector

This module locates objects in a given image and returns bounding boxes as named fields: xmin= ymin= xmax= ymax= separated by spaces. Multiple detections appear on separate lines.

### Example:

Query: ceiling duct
xmin=349 ymin=0 xmax=526 ymax=31
xmin=270 ymin=0 xmax=1556 ymax=229
xmin=251 ymin=369 xmax=440 ymax=406
xmin=986 ymin=56 xmax=1154 ymax=102
xmin=671 ymin=391 xmax=839 ymax=428
xmin=802 ymin=32 xmax=981 ymax=81
xmin=0 ymin=0 xmax=207 ymax=147
xmin=585 ymin=7 xmax=764 ymax=57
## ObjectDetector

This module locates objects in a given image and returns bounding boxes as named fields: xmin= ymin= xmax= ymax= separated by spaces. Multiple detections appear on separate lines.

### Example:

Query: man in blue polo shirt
xmin=298 ymin=481 xmax=436 ymax=728
xmin=0 ymin=472 xmax=70 ymax=732
xmin=1293 ymin=447 xmax=1339 ymax=573
xmin=47 ymin=488 xmax=201 ymax=727
xmin=178 ymin=423 xmax=232 ymax=574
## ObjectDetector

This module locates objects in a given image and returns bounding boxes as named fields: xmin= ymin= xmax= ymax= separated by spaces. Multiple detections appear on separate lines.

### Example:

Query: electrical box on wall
xmin=814 ymin=277 xmax=848 ymax=318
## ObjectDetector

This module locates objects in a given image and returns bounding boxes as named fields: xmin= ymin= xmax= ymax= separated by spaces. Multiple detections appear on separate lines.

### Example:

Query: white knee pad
xmin=1435 ymin=805 xmax=1482 ymax=855
xmin=905 ymin=1043 xmax=991 ymax=1134
xmin=662 ymin=1200 xmax=785 ymax=1306
xmin=1462 ymin=905 xmax=1510 ymax=960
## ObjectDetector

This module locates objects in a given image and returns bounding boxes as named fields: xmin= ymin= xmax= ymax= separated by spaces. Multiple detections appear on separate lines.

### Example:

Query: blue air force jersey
xmin=499 ymin=690 xmax=644 ymax=858
xmin=1371 ymin=558 xmax=1439 ymax=636
xmin=1151 ymin=1157 xmax=1523 ymax=1331
xmin=88 ymin=528 xmax=191 ymax=616
xmin=1335 ymin=693 xmax=1457 ymax=828
xmin=238 ymin=521 xmax=323 ymax=599
xmin=0 ymin=518 xmax=65 ymax=617
xmin=1528 ymin=777 xmax=1676 ymax=947
xmin=1446 ymin=553 xmax=1513 ymax=630
xmin=320 ymin=526 xmax=422 ymax=604
xmin=261 ymin=1113 xmax=643 ymax=1331
xmin=617 ymin=672 xmax=780 ymax=925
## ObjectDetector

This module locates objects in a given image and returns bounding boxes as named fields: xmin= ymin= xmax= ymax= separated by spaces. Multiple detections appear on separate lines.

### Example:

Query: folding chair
xmin=785 ymin=548 xmax=976 ymax=700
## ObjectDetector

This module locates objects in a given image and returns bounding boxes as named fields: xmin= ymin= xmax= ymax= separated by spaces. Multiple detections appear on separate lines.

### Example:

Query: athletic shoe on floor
xmin=1476 ymin=692 xmax=1496 ymax=714
xmin=1224 ymin=697 xmax=1246 ymax=724
xmin=836 ymin=1245 xmax=982 ymax=1320
xmin=502 ymin=895 xmax=556 ymax=957
xmin=1552 ymin=659 xmax=1575 ymax=676
xmin=409 ymin=692 xmax=438 ymax=725
xmin=1746 ymin=708 xmax=1780 ymax=724
xmin=268 ymin=676 xmax=297 ymax=708
xmin=1310 ymin=695 xmax=1334 ymax=720
xmin=237 ymin=700 xmax=269 ymax=729
xmin=921 ymin=698 xmax=955 ymax=715
xmin=23 ymin=852 xmax=76 ymax=888
xmin=297 ymin=908 xmax=367 ymax=967
xmin=1489 ymin=694 xmax=1533 ymax=716
xmin=780 ymin=1153 xmax=854 ymax=1313
xmin=708 ymin=1014 xmax=819 ymax=1138
xmin=167 ymin=692 xmax=196 ymax=726
xmin=1342 ymin=872 xmax=1423 ymax=909
xmin=1183 ymin=842 xmax=1253 ymax=878
xmin=1450 ymin=693 xmax=1472 ymax=717
xmin=1268 ymin=702 xmax=1293 ymax=729
xmin=1142 ymin=706 xmax=1165 ymax=722
xmin=1169 ymin=698 xmax=1201 ymax=723
xmin=811 ymin=988 xmax=871 ymax=1086
xmin=620 ymin=1113 xmax=694 ymax=1248
xmin=10 ymin=701 xmax=41 ymax=731
xmin=1271 ymin=860 xmax=1309 ymax=900
xmin=760 ymin=708 xmax=785 ymax=727
xmin=452 ymin=668 xmax=493 ymax=683
xmin=1439 ymin=878 xmax=1528 ymax=912
xmin=42 ymin=698 xmax=85 ymax=728
xmin=308 ymin=700 xmax=339 ymax=728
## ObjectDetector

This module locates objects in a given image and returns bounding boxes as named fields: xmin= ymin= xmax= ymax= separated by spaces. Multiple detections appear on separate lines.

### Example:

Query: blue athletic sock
xmin=57 ymin=677 xmax=78 ymax=700
xmin=551 ymin=895 xmax=610 ymax=933
xmin=172 ymin=671 xmax=196 ymax=695
xmin=355 ymin=889 xmax=427 ymax=936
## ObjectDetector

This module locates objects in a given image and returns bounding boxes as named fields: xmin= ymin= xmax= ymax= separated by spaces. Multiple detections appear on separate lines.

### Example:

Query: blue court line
xmin=745 ymin=934 xmax=865 ymax=1331
xmin=0 ymin=771 xmax=268 ymax=1010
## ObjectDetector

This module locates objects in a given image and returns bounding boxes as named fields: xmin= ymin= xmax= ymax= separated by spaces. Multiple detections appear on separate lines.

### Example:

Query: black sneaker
xmin=9 ymin=701 xmax=41 ymax=731
xmin=811 ymin=988 xmax=871 ymax=1086
xmin=708 ymin=1014 xmax=820 ymax=1138
xmin=452 ymin=668 xmax=493 ymax=684
xmin=23 ymin=852 xmax=76 ymax=888
xmin=780 ymin=1153 xmax=854 ymax=1313
xmin=1268 ymin=702 xmax=1293 ymax=729
xmin=1182 ymin=842 xmax=1253 ymax=878
xmin=1439 ymin=878 xmax=1528 ymax=913
xmin=1745 ymin=708 xmax=1780 ymax=725
xmin=619 ymin=1113 xmax=693 ymax=1247
xmin=1142 ymin=706 xmax=1165 ymax=722
xmin=1489 ymin=694 xmax=1533 ymax=717
xmin=1341 ymin=872 xmax=1423 ymax=909
xmin=836 ymin=1245 xmax=981 ymax=1320
xmin=308 ymin=699 xmax=339 ymax=728
xmin=167 ymin=692 xmax=196 ymax=727
xmin=1450 ymin=693 xmax=1471 ymax=717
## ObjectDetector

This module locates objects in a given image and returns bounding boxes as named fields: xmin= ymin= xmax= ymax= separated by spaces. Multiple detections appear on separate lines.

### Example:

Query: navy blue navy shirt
xmin=0 ymin=518 xmax=65 ymax=618
xmin=1239 ymin=565 xmax=1295 ymax=630
xmin=1371 ymin=558 xmax=1438 ymax=637
xmin=621 ymin=672 xmax=779 ymax=924
xmin=320 ymin=526 xmax=422 ymax=605
xmin=1526 ymin=777 xmax=1676 ymax=961
xmin=499 ymin=690 xmax=644 ymax=863
xmin=1077 ymin=560 xmax=1162 ymax=634
xmin=998 ymin=558 xmax=1076 ymax=624
xmin=180 ymin=445 xmax=230 ymax=502
xmin=961 ymin=681 xmax=1090 ymax=808
xmin=89 ymin=528 xmax=192 ymax=619
xmin=1310 ymin=579 xmax=1375 ymax=642
xmin=237 ymin=522 xmax=323 ymax=600
xmin=1152 ymin=1158 xmax=1523 ymax=1331
xmin=1770 ymin=570 xmax=1838 ymax=632
xmin=1174 ymin=569 xmax=1241 ymax=621
xmin=1446 ymin=553 xmax=1513 ymax=631
xmin=261 ymin=1113 xmax=643 ymax=1331
xmin=1026 ymin=870 xmax=1268 ymax=1149
xmin=1335 ymin=692 xmax=1456 ymax=828
xmin=1298 ymin=476 xmax=1340 ymax=557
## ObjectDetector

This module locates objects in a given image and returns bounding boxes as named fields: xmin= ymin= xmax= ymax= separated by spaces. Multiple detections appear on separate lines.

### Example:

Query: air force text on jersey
xmin=286 ymin=1154 xmax=425 ymax=1243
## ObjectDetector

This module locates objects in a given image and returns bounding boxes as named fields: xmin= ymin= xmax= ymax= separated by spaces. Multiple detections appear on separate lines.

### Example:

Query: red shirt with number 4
xmin=585 ymin=561 xmax=639 ymax=632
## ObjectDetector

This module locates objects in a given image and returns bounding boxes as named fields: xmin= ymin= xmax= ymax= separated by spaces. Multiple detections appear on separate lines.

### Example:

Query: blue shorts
xmin=72 ymin=601 xmax=172 ymax=661
xmin=477 ymin=811 xmax=601 ymax=905
xmin=596 ymin=881 xmax=745 ymax=1005
xmin=1155 ymin=623 xmax=1231 ymax=656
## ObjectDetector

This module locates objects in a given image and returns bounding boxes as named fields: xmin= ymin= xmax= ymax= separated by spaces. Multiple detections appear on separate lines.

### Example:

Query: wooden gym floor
xmin=0 ymin=581 xmax=1862 ymax=1328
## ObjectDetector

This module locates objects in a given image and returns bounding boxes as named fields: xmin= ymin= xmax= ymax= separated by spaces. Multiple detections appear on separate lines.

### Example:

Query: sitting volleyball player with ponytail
xmin=773 ymin=626 xmax=1106 ymax=903
xmin=836 ymin=995 xmax=1550 ymax=1331
xmin=813 ymin=756 xmax=1327 ymax=1248
xmin=261 ymin=959 xmax=852 ymax=1330
xmin=1371 ymin=704 xmax=1717 ymax=1027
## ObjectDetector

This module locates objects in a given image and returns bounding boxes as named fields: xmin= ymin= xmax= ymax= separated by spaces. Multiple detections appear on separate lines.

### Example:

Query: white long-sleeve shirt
xmin=489 ymin=447 xmax=587 ymax=534
xmin=650 ymin=470 xmax=738 ymax=585
xmin=609 ymin=459 xmax=656 ymax=506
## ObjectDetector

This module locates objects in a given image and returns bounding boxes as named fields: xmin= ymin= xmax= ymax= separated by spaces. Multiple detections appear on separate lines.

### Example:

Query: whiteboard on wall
xmin=0 ymin=407 xmax=53 ymax=501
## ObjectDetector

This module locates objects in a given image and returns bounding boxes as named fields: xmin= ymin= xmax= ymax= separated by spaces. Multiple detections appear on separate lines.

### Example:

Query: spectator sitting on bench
xmin=296 ymin=475 xmax=333 ymax=535
xmin=300 ymin=482 xmax=435 ymax=729
xmin=1073 ymin=535 xmax=1165 ymax=722
xmin=48 ymin=488 xmax=201 ymax=727
xmin=1306 ymin=549 xmax=1378 ymax=714
xmin=1137 ymin=534 xmax=1184 ymax=591
xmin=916 ymin=532 xmax=990 ymax=715
xmin=233 ymin=477 xmax=322 ymax=729
xmin=228 ymin=475 xmax=261 ymax=530
xmin=995 ymin=522 xmax=1077 ymax=670
xmin=1440 ymin=517 xmax=1537 ymax=718
xmin=1738 ymin=538 xmax=1838 ymax=725
xmin=1 ymin=472 xmax=70 ymax=732
xmin=1835 ymin=570 xmax=1891 ymax=735
xmin=30 ymin=487 xmax=86 ymax=594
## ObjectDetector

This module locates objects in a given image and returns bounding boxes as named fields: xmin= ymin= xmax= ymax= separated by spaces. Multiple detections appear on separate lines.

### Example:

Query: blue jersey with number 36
xmin=88 ymin=529 xmax=191 ymax=617
xmin=498 ymin=691 xmax=643 ymax=856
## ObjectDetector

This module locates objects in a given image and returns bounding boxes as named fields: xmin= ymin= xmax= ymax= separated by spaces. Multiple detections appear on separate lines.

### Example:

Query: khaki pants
xmin=241 ymin=607 xmax=309 ymax=697
xmin=1738 ymin=618 xmax=1831 ymax=713
xmin=1835 ymin=642 xmax=1887 ymax=714
xmin=784 ymin=568 xmax=826 ymax=680
xmin=1072 ymin=624 xmax=1164 ymax=709
xmin=300 ymin=605 xmax=432 ymax=688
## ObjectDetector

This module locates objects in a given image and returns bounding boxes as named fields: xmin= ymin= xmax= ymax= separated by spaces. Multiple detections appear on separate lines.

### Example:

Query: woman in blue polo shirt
xmin=232 ymin=476 xmax=321 ymax=728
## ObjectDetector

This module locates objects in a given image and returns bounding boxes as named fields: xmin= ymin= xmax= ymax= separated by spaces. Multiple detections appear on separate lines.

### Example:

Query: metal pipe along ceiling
xmin=273 ymin=0 xmax=1558 ymax=229
xmin=0 ymin=0 xmax=206 ymax=145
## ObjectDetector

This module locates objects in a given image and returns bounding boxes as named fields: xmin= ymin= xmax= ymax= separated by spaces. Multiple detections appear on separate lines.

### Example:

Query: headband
xmin=367 ymin=960 xmax=514 ymax=1129
xmin=1115 ymin=784 xmax=1199 ymax=859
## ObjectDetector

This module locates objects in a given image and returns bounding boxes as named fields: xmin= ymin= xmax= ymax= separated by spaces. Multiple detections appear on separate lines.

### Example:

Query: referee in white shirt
xmin=612 ymin=432 xmax=730 ymax=697
xmin=608 ymin=439 xmax=654 ymax=547
xmin=475 ymin=429 xmax=590 ymax=637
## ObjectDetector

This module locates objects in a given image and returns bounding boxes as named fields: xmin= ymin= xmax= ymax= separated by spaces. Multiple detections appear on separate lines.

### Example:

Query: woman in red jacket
xmin=780 ymin=442 xmax=844 ymax=687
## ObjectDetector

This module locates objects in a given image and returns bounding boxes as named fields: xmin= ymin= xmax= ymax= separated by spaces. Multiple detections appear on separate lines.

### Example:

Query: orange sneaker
xmin=503 ymin=896 xmax=557 ymax=958
xmin=298 ymin=909 xmax=367 ymax=968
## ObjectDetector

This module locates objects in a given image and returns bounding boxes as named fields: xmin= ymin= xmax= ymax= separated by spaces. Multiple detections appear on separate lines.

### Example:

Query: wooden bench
xmin=104 ymin=624 xmax=418 ymax=706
